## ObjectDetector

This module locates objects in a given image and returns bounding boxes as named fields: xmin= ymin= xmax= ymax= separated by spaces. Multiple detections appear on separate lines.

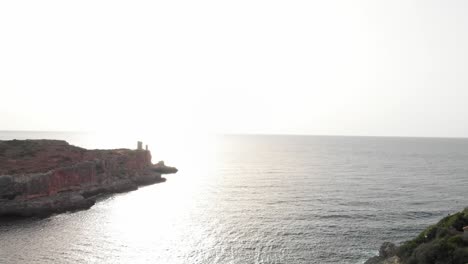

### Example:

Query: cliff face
xmin=0 ymin=140 xmax=177 ymax=217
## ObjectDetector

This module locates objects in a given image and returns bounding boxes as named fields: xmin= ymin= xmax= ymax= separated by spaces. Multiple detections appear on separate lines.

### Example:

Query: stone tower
xmin=137 ymin=141 xmax=143 ymax=150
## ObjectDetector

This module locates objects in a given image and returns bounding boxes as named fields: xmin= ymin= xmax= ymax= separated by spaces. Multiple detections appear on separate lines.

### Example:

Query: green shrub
xmin=452 ymin=247 xmax=468 ymax=264
xmin=398 ymin=240 xmax=418 ymax=259
xmin=447 ymin=235 xmax=464 ymax=247
xmin=438 ymin=210 xmax=468 ymax=231
xmin=398 ymin=208 xmax=468 ymax=263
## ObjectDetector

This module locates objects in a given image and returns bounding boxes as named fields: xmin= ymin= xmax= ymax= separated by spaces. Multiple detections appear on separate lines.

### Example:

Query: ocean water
xmin=0 ymin=132 xmax=467 ymax=264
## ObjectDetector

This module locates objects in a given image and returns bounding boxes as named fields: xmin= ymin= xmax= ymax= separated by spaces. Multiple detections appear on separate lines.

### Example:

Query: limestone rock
xmin=0 ymin=140 xmax=177 ymax=217
xmin=379 ymin=242 xmax=397 ymax=259
xmin=365 ymin=242 xmax=400 ymax=264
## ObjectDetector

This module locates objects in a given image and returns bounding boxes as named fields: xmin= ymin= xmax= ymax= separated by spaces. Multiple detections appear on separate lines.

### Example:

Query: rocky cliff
xmin=365 ymin=208 xmax=468 ymax=264
xmin=0 ymin=139 xmax=177 ymax=217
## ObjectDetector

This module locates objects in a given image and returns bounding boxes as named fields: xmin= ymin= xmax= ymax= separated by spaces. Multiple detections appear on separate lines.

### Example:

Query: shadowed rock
xmin=151 ymin=161 xmax=178 ymax=174
xmin=365 ymin=242 xmax=401 ymax=264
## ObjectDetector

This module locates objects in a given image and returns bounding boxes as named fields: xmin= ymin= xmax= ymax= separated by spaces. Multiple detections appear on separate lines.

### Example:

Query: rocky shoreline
xmin=0 ymin=139 xmax=177 ymax=217
xmin=365 ymin=208 xmax=468 ymax=264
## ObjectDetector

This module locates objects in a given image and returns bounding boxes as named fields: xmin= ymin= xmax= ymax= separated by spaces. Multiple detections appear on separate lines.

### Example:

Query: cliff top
xmin=0 ymin=139 xmax=145 ymax=175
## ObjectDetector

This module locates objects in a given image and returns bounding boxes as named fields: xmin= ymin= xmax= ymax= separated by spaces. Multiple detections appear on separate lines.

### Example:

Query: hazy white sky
xmin=1 ymin=0 xmax=467 ymax=137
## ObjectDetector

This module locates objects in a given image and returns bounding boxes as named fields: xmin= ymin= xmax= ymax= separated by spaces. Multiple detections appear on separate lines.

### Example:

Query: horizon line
xmin=1 ymin=130 xmax=468 ymax=140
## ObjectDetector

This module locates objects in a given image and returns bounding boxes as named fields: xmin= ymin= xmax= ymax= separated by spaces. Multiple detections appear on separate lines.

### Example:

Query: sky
xmin=1 ymin=0 xmax=468 ymax=137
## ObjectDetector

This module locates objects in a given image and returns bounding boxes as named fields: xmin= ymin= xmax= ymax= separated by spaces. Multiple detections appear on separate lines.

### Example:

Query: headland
xmin=0 ymin=139 xmax=177 ymax=217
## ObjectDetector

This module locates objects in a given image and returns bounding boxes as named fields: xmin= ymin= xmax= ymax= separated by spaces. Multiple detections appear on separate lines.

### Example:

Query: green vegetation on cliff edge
xmin=397 ymin=208 xmax=468 ymax=264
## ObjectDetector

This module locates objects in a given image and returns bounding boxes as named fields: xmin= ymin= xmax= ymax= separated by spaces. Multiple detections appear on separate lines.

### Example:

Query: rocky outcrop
xmin=0 ymin=140 xmax=177 ymax=217
xmin=151 ymin=161 xmax=178 ymax=174
xmin=365 ymin=243 xmax=401 ymax=264
xmin=366 ymin=208 xmax=468 ymax=264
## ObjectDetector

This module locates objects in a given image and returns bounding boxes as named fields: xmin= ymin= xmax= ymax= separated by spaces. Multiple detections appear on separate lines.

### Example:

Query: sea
xmin=0 ymin=131 xmax=467 ymax=264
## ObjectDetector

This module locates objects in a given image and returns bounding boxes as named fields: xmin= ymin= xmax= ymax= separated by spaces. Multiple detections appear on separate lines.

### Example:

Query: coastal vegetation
xmin=366 ymin=208 xmax=468 ymax=264
xmin=397 ymin=208 xmax=468 ymax=264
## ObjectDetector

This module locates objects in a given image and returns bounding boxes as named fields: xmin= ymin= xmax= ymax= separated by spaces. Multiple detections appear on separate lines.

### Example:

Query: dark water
xmin=0 ymin=132 xmax=467 ymax=263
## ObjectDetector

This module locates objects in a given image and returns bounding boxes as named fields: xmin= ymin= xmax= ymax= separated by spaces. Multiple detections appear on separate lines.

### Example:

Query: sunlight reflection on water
xmin=1 ymin=132 xmax=468 ymax=263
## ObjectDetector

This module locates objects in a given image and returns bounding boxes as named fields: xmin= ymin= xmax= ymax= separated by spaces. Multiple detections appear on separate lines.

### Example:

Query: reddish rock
xmin=0 ymin=140 xmax=177 ymax=217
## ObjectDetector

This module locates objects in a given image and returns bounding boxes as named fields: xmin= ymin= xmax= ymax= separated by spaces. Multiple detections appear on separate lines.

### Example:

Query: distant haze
xmin=1 ymin=0 xmax=467 ymax=137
